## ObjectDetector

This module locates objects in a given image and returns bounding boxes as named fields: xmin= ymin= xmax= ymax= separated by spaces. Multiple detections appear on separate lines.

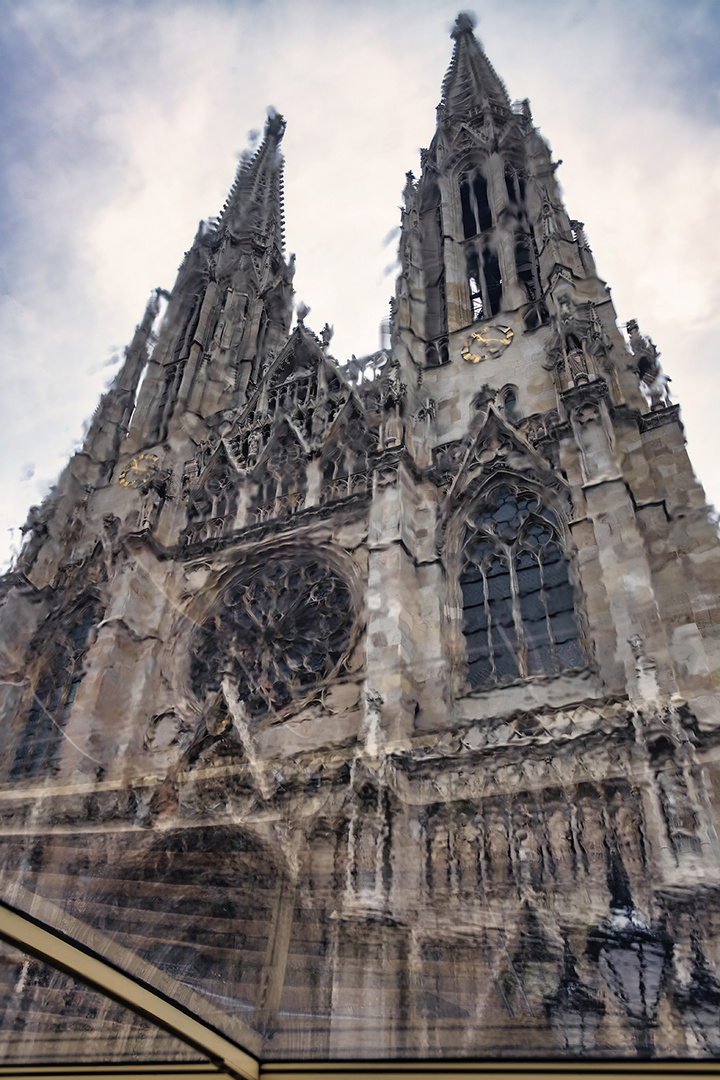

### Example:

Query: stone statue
xmin=628 ymin=319 xmax=671 ymax=409
xmin=246 ymin=426 xmax=262 ymax=468
xmin=320 ymin=323 xmax=334 ymax=349
xmin=311 ymin=394 xmax=333 ymax=448
xmin=382 ymin=406 xmax=404 ymax=449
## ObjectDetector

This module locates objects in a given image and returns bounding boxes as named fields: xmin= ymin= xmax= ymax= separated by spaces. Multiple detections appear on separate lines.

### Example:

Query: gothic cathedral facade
xmin=1 ymin=13 xmax=720 ymax=1063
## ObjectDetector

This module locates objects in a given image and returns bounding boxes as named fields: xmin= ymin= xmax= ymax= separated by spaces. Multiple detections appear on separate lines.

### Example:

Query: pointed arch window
xmin=465 ymin=248 xmax=502 ymax=321
xmin=459 ymin=168 xmax=502 ymax=322
xmin=466 ymin=251 xmax=484 ymax=320
xmin=152 ymin=360 xmax=185 ymax=443
xmin=504 ymin=165 xmax=518 ymax=205
xmin=504 ymin=165 xmax=526 ymax=207
xmin=460 ymin=171 xmax=492 ymax=238
xmin=9 ymin=597 xmax=102 ymax=780
xmin=460 ymin=486 xmax=584 ymax=689
xmin=515 ymin=235 xmax=538 ymax=302
xmin=419 ymin=179 xmax=447 ymax=341
xmin=483 ymin=249 xmax=502 ymax=315
xmin=499 ymin=386 xmax=520 ymax=423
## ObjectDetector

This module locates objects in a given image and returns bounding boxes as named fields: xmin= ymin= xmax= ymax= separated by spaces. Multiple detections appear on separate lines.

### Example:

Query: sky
xmin=1 ymin=0 xmax=720 ymax=567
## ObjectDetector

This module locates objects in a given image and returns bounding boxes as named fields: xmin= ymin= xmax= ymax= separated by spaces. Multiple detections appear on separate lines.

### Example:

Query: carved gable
xmin=6 ymin=13 xmax=720 ymax=1067
xmin=266 ymin=323 xmax=325 ymax=387
xmin=447 ymin=406 xmax=563 ymax=506
xmin=184 ymin=441 xmax=240 ymax=545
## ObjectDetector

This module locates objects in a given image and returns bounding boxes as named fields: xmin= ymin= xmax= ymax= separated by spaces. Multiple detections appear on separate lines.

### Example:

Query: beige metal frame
xmin=0 ymin=897 xmax=718 ymax=1080
xmin=0 ymin=895 xmax=257 ymax=1079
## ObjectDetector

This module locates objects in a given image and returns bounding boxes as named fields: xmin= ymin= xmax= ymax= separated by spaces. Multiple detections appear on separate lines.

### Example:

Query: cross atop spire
xmin=440 ymin=12 xmax=511 ymax=125
xmin=218 ymin=109 xmax=287 ymax=254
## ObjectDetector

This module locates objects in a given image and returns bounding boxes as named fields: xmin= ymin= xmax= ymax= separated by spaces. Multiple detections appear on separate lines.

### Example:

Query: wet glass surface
xmin=0 ymin=938 xmax=207 ymax=1063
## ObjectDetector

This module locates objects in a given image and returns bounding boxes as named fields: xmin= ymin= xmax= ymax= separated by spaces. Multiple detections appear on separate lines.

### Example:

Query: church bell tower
xmin=2 ymin=13 xmax=720 ymax=1065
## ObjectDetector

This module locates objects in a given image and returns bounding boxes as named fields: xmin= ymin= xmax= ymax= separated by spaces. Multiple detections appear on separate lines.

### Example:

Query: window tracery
xmin=184 ymin=452 xmax=240 ymax=547
xmin=460 ymin=171 xmax=492 ymax=238
xmin=318 ymin=402 xmax=376 ymax=503
xmin=499 ymin=386 xmax=520 ymax=424
xmin=460 ymin=486 xmax=584 ymax=689
xmin=190 ymin=558 xmax=355 ymax=723
xmin=459 ymin=169 xmax=502 ymax=322
xmin=515 ymin=232 xmax=540 ymax=303
xmin=504 ymin=165 xmax=518 ymax=205
xmin=419 ymin=180 xmax=447 ymax=342
xmin=9 ymin=596 xmax=103 ymax=780
xmin=482 ymin=249 xmax=502 ymax=316
xmin=152 ymin=361 xmax=185 ymax=443
xmin=466 ymin=251 xmax=484 ymax=321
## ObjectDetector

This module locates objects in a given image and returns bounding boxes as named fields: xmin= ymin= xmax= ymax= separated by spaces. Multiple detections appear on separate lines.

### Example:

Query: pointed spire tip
xmin=452 ymin=10 xmax=477 ymax=38
xmin=265 ymin=108 xmax=286 ymax=143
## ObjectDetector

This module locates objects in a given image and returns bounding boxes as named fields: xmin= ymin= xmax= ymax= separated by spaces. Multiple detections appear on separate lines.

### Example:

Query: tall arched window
xmin=459 ymin=169 xmax=502 ymax=322
xmin=464 ymin=248 xmax=502 ymax=321
xmin=419 ymin=180 xmax=447 ymax=342
xmin=504 ymin=164 xmax=526 ymax=207
xmin=152 ymin=360 xmax=185 ymax=443
xmin=460 ymin=171 xmax=492 ymax=238
xmin=9 ymin=597 xmax=102 ymax=780
xmin=482 ymin=249 xmax=502 ymax=315
xmin=515 ymin=234 xmax=539 ymax=303
xmin=460 ymin=486 xmax=584 ymax=689
xmin=466 ymin=251 xmax=484 ymax=320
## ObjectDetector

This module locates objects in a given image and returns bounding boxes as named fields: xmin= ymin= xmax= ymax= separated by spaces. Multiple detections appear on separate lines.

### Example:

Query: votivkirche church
xmin=1 ymin=12 xmax=720 ymax=1073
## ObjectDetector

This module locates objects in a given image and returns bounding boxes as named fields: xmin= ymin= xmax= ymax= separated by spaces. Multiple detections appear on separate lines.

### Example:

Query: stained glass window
xmin=460 ymin=486 xmax=584 ymax=688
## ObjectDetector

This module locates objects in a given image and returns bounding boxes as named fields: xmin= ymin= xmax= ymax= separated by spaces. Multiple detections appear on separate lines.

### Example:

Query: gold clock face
xmin=118 ymin=453 xmax=159 ymax=488
xmin=462 ymin=324 xmax=514 ymax=364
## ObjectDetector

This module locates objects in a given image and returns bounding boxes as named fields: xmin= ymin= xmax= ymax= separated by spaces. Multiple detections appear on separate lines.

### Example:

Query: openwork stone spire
xmin=218 ymin=110 xmax=287 ymax=255
xmin=440 ymin=11 xmax=512 ymax=124
xmin=5 ymin=12 xmax=720 ymax=1067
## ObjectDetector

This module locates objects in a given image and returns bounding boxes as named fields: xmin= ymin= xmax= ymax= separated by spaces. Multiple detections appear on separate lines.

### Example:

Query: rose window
xmin=191 ymin=559 xmax=354 ymax=721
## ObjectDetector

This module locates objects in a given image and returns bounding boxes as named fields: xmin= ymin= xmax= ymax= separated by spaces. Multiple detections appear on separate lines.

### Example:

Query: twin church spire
xmin=11 ymin=15 xmax=720 ymax=1064
xmin=80 ymin=12 xmax=641 ymax=525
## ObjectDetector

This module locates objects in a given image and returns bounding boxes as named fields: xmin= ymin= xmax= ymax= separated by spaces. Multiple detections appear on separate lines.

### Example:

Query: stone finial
xmin=365 ymin=688 xmax=383 ymax=711
xmin=628 ymin=319 xmax=671 ymax=409
xmin=320 ymin=323 xmax=334 ymax=348
xmin=452 ymin=11 xmax=477 ymax=38
xmin=628 ymin=634 xmax=645 ymax=662
xmin=265 ymin=108 xmax=286 ymax=143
